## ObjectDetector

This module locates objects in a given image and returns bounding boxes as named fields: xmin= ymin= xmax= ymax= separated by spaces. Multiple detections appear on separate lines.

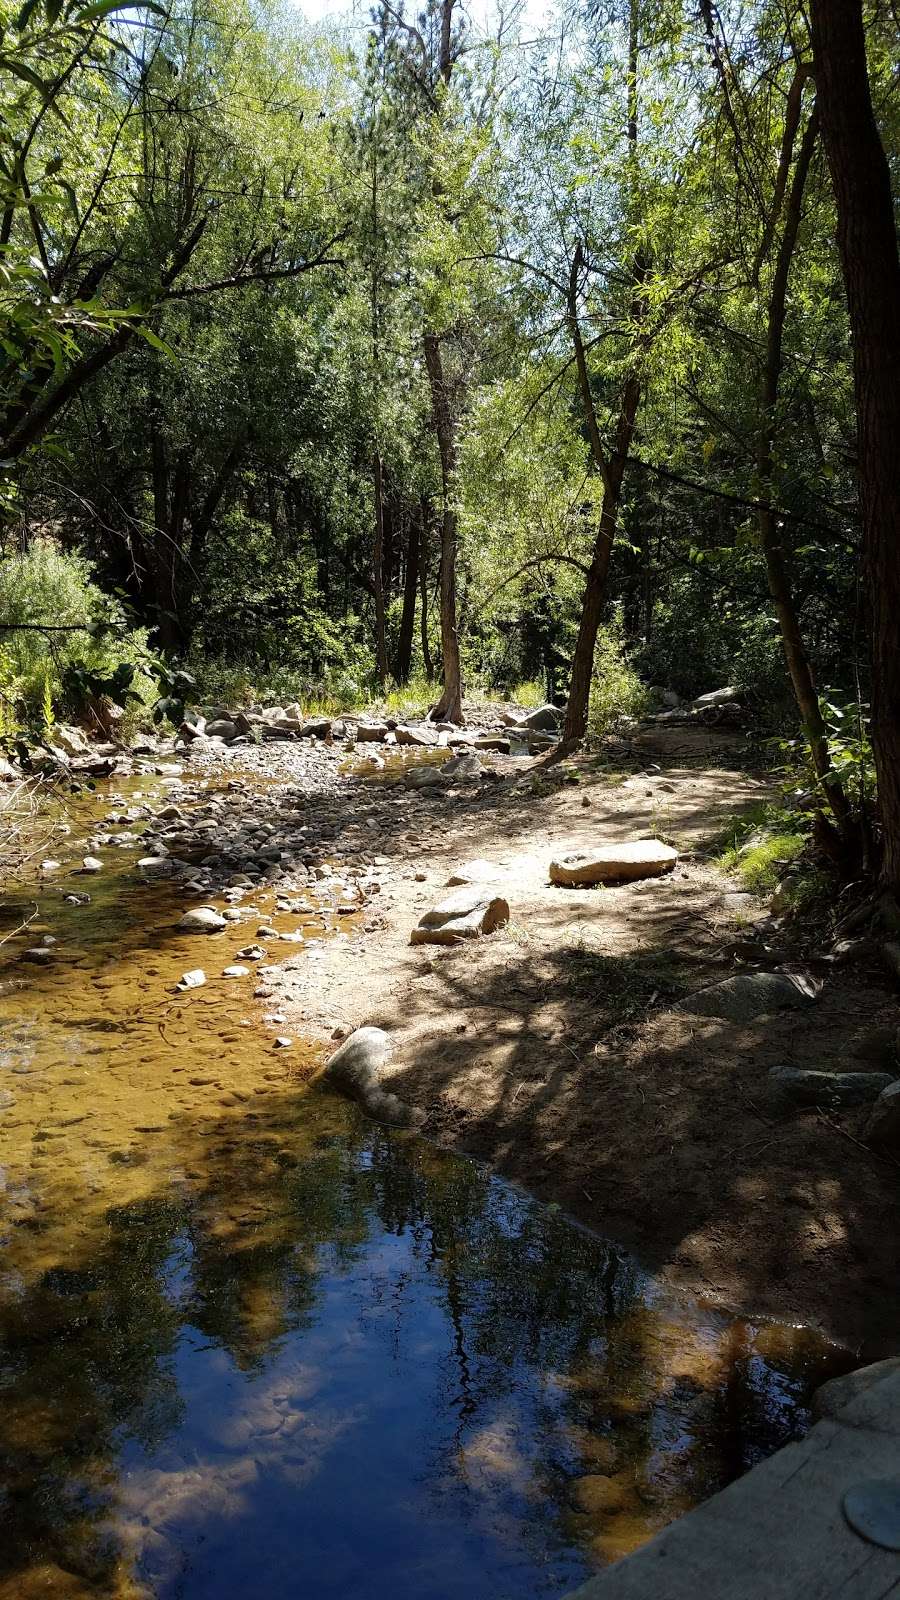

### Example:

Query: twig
xmin=0 ymin=901 xmax=38 ymax=950
xmin=815 ymin=1109 xmax=900 ymax=1171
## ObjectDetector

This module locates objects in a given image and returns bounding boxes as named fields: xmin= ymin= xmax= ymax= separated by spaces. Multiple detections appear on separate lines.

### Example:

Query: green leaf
xmin=134 ymin=323 xmax=176 ymax=358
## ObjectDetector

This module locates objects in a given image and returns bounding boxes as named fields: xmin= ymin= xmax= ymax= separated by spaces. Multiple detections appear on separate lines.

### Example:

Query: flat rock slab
xmin=680 ymin=970 xmax=817 ymax=1023
xmin=446 ymin=859 xmax=504 ymax=886
xmin=565 ymin=1368 xmax=900 ymax=1600
xmin=394 ymin=725 xmax=436 ymax=747
xmin=411 ymin=888 xmax=509 ymax=945
xmin=550 ymin=839 xmax=678 ymax=885
xmin=356 ymin=722 xmax=388 ymax=741
xmin=770 ymin=1067 xmax=895 ymax=1107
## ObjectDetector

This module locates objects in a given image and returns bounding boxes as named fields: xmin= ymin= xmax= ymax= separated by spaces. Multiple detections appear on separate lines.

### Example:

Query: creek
xmin=0 ymin=761 xmax=851 ymax=1599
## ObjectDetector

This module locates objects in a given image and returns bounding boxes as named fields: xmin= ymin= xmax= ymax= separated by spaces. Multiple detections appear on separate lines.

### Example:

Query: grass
xmin=715 ymin=798 xmax=806 ymax=895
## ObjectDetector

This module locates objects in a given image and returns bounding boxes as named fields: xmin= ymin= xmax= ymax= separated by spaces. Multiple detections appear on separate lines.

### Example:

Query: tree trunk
xmin=372 ymin=450 xmax=389 ymax=688
xmin=811 ymin=0 xmax=900 ymax=889
xmin=562 ymin=241 xmax=641 ymax=745
xmin=419 ymin=496 xmax=434 ymax=681
xmin=394 ymin=503 xmax=420 ymax=684
xmin=423 ymin=331 xmax=463 ymax=722
xmin=756 ymin=97 xmax=851 ymax=835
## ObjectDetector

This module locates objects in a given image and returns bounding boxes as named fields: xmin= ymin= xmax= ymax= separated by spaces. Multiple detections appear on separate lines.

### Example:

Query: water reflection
xmin=0 ymin=1091 xmax=850 ymax=1600
xmin=0 ymin=772 xmax=852 ymax=1598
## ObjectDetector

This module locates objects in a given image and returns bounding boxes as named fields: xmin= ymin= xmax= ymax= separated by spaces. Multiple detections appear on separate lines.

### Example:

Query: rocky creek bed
xmin=0 ymin=711 xmax=898 ymax=1596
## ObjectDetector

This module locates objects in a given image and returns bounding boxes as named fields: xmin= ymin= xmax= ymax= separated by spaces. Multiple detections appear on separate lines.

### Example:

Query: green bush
xmin=0 ymin=538 xmax=156 ymax=727
xmin=587 ymin=610 xmax=649 ymax=738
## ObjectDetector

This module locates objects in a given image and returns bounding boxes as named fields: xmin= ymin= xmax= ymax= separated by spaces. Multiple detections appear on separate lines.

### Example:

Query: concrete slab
xmin=566 ymin=1369 xmax=900 ymax=1599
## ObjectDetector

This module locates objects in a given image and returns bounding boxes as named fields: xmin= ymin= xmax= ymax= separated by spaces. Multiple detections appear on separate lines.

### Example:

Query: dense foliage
xmin=1 ymin=0 xmax=899 ymax=872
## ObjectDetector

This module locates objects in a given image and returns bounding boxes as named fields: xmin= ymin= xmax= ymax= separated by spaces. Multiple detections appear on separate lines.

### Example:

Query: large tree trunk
xmin=423 ymin=332 xmax=463 ymax=722
xmin=372 ymin=450 xmax=389 ymax=688
xmin=419 ymin=496 xmax=435 ymax=681
xmin=394 ymin=503 xmax=420 ymax=684
xmin=756 ymin=98 xmax=851 ymax=838
xmin=811 ymin=0 xmax=900 ymax=889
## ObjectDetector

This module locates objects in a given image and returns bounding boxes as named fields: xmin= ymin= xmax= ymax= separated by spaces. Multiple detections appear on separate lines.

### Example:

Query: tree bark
xmin=419 ymin=496 xmax=435 ymax=681
xmin=756 ymin=99 xmax=851 ymax=835
xmin=372 ymin=451 xmax=389 ymax=687
xmin=562 ymin=241 xmax=641 ymax=745
xmin=394 ymin=503 xmax=420 ymax=684
xmin=423 ymin=331 xmax=463 ymax=722
xmin=811 ymin=0 xmax=900 ymax=889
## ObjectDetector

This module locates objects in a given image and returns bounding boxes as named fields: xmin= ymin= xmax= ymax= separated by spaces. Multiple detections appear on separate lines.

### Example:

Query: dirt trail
xmin=265 ymin=725 xmax=900 ymax=1356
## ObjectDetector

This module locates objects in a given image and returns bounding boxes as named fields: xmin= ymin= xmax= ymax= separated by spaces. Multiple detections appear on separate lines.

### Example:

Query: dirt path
xmin=256 ymin=724 xmax=900 ymax=1357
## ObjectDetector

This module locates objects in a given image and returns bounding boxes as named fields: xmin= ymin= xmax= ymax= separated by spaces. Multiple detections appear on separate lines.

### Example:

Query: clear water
xmin=0 ymin=771 xmax=851 ymax=1600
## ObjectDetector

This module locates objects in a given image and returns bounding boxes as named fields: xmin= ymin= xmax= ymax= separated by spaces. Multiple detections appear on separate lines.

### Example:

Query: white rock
xmin=222 ymin=965 xmax=250 ymax=977
xmin=177 ymin=906 xmax=226 ymax=933
xmin=549 ymin=840 xmax=678 ymax=885
xmin=177 ymin=969 xmax=206 ymax=990
xmin=412 ymin=887 xmax=510 ymax=945
xmin=81 ymin=856 xmax=103 ymax=873
xmin=447 ymin=859 xmax=503 ymax=887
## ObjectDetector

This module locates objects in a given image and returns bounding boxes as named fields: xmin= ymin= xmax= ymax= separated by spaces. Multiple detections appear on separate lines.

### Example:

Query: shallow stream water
xmin=0 ymin=764 xmax=851 ymax=1599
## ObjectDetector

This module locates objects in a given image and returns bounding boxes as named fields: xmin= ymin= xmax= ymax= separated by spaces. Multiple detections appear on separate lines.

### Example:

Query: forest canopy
xmin=1 ymin=0 xmax=899 ymax=881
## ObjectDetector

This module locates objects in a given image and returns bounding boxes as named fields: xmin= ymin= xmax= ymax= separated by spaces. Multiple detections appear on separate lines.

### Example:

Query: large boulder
xmin=324 ymin=1026 xmax=424 ymax=1128
xmin=770 ymin=1067 xmax=895 ymax=1107
xmin=357 ymin=722 xmax=389 ymax=742
xmin=205 ymin=718 xmax=237 ymax=741
xmin=520 ymin=704 xmax=562 ymax=732
xmin=813 ymin=1357 xmax=900 ymax=1421
xmin=411 ymin=887 xmax=509 ymax=945
xmin=300 ymin=717 xmax=332 ymax=739
xmin=394 ymin=725 xmax=436 ymax=747
xmin=550 ymin=839 xmax=678 ymax=886
xmin=692 ymin=686 xmax=740 ymax=708
xmin=51 ymin=724 xmax=88 ymax=756
xmin=680 ymin=970 xmax=817 ymax=1023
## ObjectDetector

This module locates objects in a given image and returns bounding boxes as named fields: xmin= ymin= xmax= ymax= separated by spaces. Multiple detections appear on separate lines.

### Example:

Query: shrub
xmin=587 ymin=610 xmax=649 ymax=738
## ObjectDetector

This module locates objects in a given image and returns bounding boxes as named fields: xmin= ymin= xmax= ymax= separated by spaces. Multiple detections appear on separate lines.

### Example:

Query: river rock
xmin=324 ymin=1026 xmax=424 ymax=1128
xmin=177 ymin=906 xmax=227 ymax=933
xmin=81 ymin=856 xmax=103 ymax=873
xmin=205 ymin=719 xmax=237 ymax=740
xmin=447 ymin=859 xmax=503 ymax=886
xmin=769 ymin=1067 xmax=894 ymax=1107
xmin=177 ymin=968 xmax=206 ymax=990
xmin=300 ymin=718 xmax=332 ymax=739
xmin=357 ymin=722 xmax=388 ymax=742
xmin=692 ymin=686 xmax=740 ymax=707
xmin=813 ymin=1357 xmax=900 ymax=1421
xmin=222 ymin=965 xmax=250 ymax=977
xmin=550 ymin=840 xmax=678 ymax=885
xmin=680 ymin=970 xmax=818 ymax=1022
xmin=23 ymin=946 xmax=54 ymax=963
xmin=441 ymin=751 xmax=483 ymax=782
xmin=138 ymin=856 xmax=175 ymax=876
xmin=411 ymin=887 xmax=510 ymax=945
xmin=520 ymin=704 xmax=562 ymax=732
xmin=865 ymin=1080 xmax=900 ymax=1148
xmin=394 ymin=725 xmax=435 ymax=747
xmin=52 ymin=724 xmax=88 ymax=756
xmin=405 ymin=764 xmax=445 ymax=789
